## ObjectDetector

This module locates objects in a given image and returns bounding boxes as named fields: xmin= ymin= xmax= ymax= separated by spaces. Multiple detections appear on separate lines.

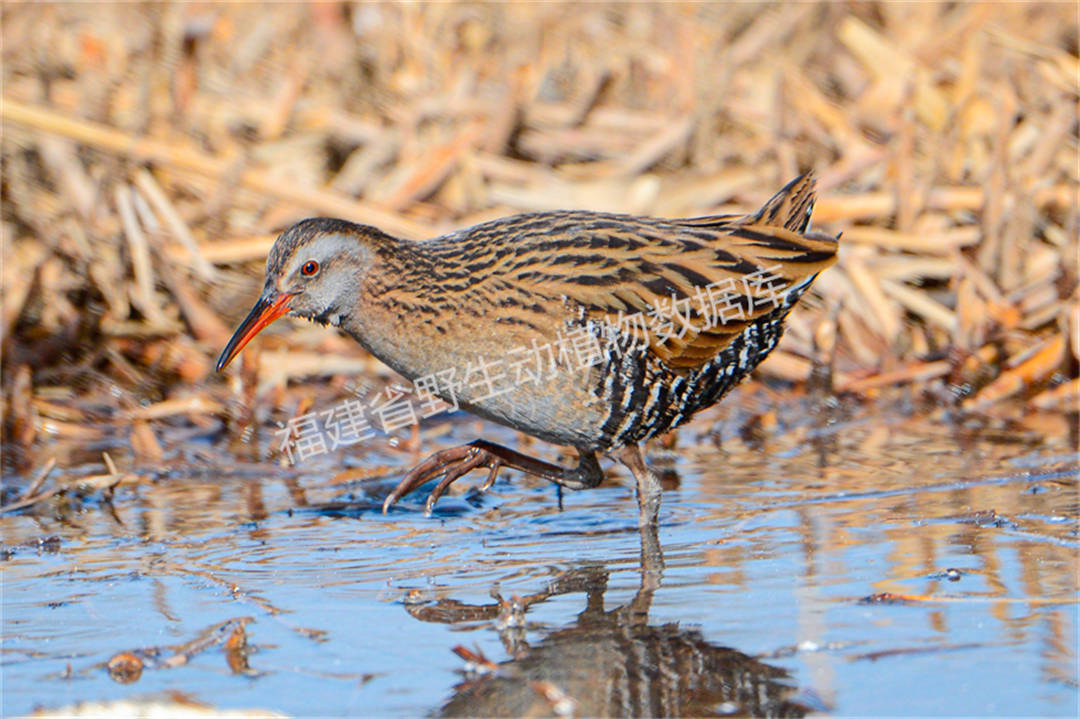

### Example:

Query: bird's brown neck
xmin=340 ymin=236 xmax=466 ymax=381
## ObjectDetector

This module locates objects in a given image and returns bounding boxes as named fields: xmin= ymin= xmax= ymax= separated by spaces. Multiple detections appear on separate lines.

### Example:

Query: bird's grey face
xmin=216 ymin=219 xmax=377 ymax=372
xmin=271 ymin=233 xmax=371 ymax=325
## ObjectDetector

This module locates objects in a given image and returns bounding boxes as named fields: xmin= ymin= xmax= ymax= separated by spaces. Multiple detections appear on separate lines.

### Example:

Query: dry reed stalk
xmin=837 ymin=360 xmax=953 ymax=394
xmin=115 ymin=184 xmax=168 ymax=327
xmin=130 ymin=420 xmax=164 ymax=464
xmin=163 ymin=235 xmax=277 ymax=265
xmin=0 ymin=1 xmax=1074 ymax=475
xmin=122 ymin=396 xmax=225 ymax=421
xmin=964 ymin=335 xmax=1067 ymax=411
xmin=1 ymin=100 xmax=430 ymax=239
xmin=134 ymin=169 xmax=217 ymax=281
xmin=1030 ymin=377 xmax=1080 ymax=412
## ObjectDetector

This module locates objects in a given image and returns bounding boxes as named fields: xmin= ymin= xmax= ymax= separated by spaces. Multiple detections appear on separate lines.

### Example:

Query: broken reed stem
xmin=114 ymin=184 xmax=168 ymax=326
xmin=2 ymin=99 xmax=430 ymax=239
xmin=0 ymin=2 xmax=1072 ymax=426
xmin=134 ymin=169 xmax=218 ymax=281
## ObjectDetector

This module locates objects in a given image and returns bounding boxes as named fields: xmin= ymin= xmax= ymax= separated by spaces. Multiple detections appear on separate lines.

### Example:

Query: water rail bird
xmin=217 ymin=172 xmax=839 ymax=523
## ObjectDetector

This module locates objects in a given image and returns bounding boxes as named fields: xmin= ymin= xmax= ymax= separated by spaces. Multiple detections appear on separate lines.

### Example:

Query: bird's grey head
xmin=216 ymin=217 xmax=393 ymax=371
xmin=266 ymin=217 xmax=390 ymax=324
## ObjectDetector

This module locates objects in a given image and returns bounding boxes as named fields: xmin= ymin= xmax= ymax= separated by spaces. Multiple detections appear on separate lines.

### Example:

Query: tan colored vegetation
xmin=2 ymin=3 xmax=1076 ymax=474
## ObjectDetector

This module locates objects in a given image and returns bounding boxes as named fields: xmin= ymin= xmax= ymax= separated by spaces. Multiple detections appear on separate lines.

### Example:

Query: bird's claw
xmin=382 ymin=444 xmax=503 ymax=515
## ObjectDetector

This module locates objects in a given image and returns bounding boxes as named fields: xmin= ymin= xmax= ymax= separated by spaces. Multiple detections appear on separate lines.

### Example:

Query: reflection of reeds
xmin=1 ymin=3 xmax=1076 ymax=469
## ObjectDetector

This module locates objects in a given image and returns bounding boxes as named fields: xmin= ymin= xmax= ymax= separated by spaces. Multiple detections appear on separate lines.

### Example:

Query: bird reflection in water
xmin=405 ymin=523 xmax=810 ymax=718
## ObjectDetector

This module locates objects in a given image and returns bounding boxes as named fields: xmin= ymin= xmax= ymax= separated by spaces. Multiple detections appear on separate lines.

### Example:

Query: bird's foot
xmin=382 ymin=441 xmax=503 ymax=516
xmin=382 ymin=440 xmax=602 ymax=515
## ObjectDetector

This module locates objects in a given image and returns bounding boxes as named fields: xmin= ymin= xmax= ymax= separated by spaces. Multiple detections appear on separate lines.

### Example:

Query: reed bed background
xmin=2 ymin=2 xmax=1076 ymax=479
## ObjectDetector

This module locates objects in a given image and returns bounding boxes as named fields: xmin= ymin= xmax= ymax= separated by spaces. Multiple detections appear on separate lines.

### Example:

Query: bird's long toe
xmin=383 ymin=444 xmax=504 ymax=514
xmin=382 ymin=445 xmax=477 ymax=513
xmin=423 ymin=452 xmax=501 ymax=516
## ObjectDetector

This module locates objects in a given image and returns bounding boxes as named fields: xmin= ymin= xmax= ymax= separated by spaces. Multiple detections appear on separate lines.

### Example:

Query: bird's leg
xmin=382 ymin=439 xmax=602 ymax=515
xmin=615 ymin=443 xmax=663 ymax=528
xmin=627 ymin=516 xmax=664 ymax=624
xmin=615 ymin=443 xmax=665 ymax=613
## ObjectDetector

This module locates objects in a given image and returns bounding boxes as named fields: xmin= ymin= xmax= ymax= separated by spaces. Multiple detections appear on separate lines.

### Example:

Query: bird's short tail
xmin=752 ymin=170 xmax=817 ymax=233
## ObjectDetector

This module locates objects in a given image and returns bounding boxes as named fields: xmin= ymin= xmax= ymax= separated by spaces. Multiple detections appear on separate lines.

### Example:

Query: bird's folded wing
xmin=555 ymin=220 xmax=839 ymax=370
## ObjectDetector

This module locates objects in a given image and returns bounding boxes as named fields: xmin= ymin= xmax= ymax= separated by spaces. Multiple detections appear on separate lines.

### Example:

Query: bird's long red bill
xmin=216 ymin=293 xmax=294 ymax=372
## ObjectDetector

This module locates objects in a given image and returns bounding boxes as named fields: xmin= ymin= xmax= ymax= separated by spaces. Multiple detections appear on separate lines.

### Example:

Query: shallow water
xmin=2 ymin=397 xmax=1078 ymax=717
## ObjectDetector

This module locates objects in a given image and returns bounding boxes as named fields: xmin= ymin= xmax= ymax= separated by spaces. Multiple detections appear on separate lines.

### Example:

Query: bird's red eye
xmin=301 ymin=260 xmax=319 ymax=277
